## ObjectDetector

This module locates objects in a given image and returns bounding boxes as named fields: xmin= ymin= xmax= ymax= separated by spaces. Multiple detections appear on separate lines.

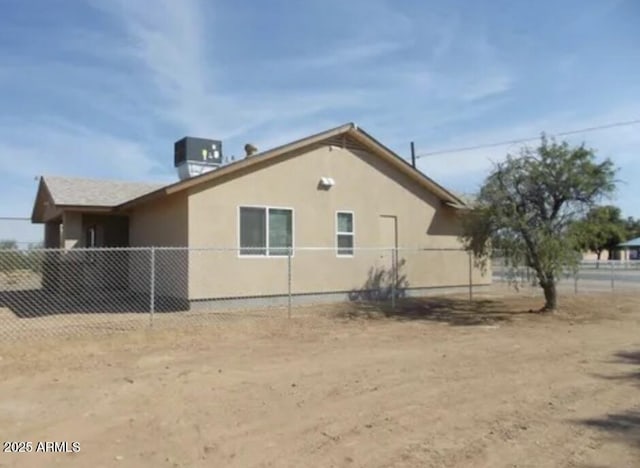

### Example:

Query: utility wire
xmin=415 ymin=118 xmax=640 ymax=159
xmin=2 ymin=119 xmax=639 ymax=219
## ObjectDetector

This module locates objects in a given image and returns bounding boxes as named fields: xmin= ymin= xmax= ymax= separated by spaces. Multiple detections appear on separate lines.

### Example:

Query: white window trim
xmin=336 ymin=210 xmax=355 ymax=257
xmin=237 ymin=205 xmax=295 ymax=258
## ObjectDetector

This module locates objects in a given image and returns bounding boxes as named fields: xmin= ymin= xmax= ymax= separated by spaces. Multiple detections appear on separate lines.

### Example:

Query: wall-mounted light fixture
xmin=319 ymin=177 xmax=335 ymax=188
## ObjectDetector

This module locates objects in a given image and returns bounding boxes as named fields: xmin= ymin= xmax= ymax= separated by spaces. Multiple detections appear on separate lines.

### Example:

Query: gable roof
xmin=43 ymin=176 xmax=164 ymax=207
xmin=31 ymin=176 xmax=164 ymax=222
xmin=32 ymin=123 xmax=469 ymax=222
xmin=117 ymin=123 xmax=469 ymax=210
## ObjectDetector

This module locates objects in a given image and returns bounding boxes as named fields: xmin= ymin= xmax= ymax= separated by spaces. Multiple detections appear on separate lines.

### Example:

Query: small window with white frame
xmin=239 ymin=206 xmax=293 ymax=256
xmin=336 ymin=211 xmax=354 ymax=256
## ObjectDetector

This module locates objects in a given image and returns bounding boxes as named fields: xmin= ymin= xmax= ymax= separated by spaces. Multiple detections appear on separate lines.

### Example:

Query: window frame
xmin=335 ymin=210 xmax=355 ymax=257
xmin=237 ymin=205 xmax=295 ymax=258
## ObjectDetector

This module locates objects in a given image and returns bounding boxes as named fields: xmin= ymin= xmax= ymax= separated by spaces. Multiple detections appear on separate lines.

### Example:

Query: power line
xmin=415 ymin=118 xmax=640 ymax=159
xmin=0 ymin=217 xmax=30 ymax=221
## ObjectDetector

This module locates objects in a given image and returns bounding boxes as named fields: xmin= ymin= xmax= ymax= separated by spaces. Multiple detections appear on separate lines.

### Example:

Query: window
xmin=336 ymin=211 xmax=354 ymax=256
xmin=239 ymin=207 xmax=293 ymax=256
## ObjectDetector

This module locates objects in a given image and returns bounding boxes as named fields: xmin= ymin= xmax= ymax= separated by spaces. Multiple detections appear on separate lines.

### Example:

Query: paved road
xmin=493 ymin=266 xmax=640 ymax=285
xmin=575 ymin=269 xmax=640 ymax=284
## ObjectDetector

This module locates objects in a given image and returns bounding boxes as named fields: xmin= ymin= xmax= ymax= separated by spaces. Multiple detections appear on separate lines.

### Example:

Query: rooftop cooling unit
xmin=174 ymin=137 xmax=223 ymax=180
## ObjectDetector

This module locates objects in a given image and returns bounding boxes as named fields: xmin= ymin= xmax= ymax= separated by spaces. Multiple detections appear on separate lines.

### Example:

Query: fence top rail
xmin=0 ymin=247 xmax=154 ymax=253
xmin=0 ymin=246 xmax=471 ymax=253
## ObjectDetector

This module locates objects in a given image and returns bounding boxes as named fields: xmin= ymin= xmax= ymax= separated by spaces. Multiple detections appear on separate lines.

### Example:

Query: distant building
xmin=617 ymin=237 xmax=640 ymax=261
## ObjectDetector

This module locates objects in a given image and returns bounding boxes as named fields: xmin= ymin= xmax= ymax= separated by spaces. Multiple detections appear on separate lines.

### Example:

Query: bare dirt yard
xmin=1 ymin=291 xmax=640 ymax=468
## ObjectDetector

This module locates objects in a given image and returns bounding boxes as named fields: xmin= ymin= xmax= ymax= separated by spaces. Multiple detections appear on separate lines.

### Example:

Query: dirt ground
xmin=1 ymin=292 xmax=640 ymax=468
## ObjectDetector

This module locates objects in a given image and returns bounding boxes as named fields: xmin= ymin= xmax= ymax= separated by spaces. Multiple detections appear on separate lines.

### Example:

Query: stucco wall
xmin=44 ymin=222 xmax=61 ymax=249
xmin=186 ymin=144 xmax=490 ymax=299
xmin=129 ymin=194 xmax=188 ymax=247
xmin=128 ymin=193 xmax=189 ymax=301
xmin=62 ymin=211 xmax=83 ymax=249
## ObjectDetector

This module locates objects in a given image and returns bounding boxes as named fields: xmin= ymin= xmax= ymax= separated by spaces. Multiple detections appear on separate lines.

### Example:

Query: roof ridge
xmin=42 ymin=175 xmax=163 ymax=186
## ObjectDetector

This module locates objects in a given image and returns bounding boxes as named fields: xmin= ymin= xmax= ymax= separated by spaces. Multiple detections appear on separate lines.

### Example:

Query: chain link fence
xmin=492 ymin=256 xmax=640 ymax=294
xmin=0 ymin=246 xmax=490 ymax=340
xmin=3 ymin=246 xmax=637 ymax=340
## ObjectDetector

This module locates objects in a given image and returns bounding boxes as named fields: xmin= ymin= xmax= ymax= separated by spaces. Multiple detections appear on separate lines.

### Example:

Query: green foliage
xmin=461 ymin=136 xmax=617 ymax=310
xmin=0 ymin=239 xmax=44 ymax=274
xmin=0 ymin=240 xmax=22 ymax=273
xmin=570 ymin=205 xmax=626 ymax=260
xmin=0 ymin=239 xmax=17 ymax=250
xmin=624 ymin=217 xmax=640 ymax=240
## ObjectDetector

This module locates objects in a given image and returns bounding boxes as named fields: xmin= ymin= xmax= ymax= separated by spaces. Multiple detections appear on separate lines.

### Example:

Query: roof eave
xmin=346 ymin=127 xmax=468 ymax=206
xmin=31 ymin=177 xmax=57 ymax=223
xmin=114 ymin=121 xmax=466 ymax=211
xmin=164 ymin=122 xmax=356 ymax=196
xmin=117 ymin=123 xmax=357 ymax=210
xmin=116 ymin=188 xmax=170 ymax=211
xmin=445 ymin=201 xmax=472 ymax=210
xmin=30 ymin=178 xmax=46 ymax=223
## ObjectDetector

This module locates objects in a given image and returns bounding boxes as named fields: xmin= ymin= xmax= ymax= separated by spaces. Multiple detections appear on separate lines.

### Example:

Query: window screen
xmin=239 ymin=207 xmax=266 ymax=255
xmin=239 ymin=207 xmax=293 ymax=256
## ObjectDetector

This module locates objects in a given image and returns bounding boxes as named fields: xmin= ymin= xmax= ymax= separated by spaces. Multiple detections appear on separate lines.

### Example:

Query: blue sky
xmin=1 ymin=0 xmax=639 ymax=242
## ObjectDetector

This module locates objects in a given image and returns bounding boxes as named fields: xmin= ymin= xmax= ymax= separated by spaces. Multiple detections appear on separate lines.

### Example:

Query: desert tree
xmin=624 ymin=217 xmax=640 ymax=240
xmin=570 ymin=205 xmax=626 ymax=264
xmin=461 ymin=136 xmax=616 ymax=311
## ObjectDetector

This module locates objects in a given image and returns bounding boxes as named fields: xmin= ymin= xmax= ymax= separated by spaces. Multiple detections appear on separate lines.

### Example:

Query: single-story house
xmin=31 ymin=123 xmax=490 ymax=307
xmin=582 ymin=249 xmax=616 ymax=262
xmin=617 ymin=237 xmax=640 ymax=261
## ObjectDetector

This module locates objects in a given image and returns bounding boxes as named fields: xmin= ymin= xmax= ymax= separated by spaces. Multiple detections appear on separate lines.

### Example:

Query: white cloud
xmin=0 ymin=119 xmax=161 ymax=182
xmin=57 ymin=0 xmax=515 ymax=165
xmin=11 ymin=0 xmax=636 ymax=216
xmin=457 ymin=72 xmax=513 ymax=102
xmin=94 ymin=0 xmax=379 ymax=141
xmin=281 ymin=41 xmax=410 ymax=69
xmin=0 ymin=118 xmax=177 ymax=238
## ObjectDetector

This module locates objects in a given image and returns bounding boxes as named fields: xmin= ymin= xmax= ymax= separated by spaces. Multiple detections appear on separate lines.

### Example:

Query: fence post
xmin=468 ymin=251 xmax=473 ymax=303
xmin=610 ymin=260 xmax=615 ymax=292
xmin=287 ymin=247 xmax=292 ymax=319
xmin=149 ymin=247 xmax=155 ymax=328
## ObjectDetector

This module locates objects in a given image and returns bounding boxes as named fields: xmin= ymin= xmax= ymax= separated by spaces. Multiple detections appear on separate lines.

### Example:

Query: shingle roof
xmin=43 ymin=176 xmax=164 ymax=207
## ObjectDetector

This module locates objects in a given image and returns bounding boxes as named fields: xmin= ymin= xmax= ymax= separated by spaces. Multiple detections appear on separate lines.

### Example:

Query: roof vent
xmin=244 ymin=143 xmax=258 ymax=158
xmin=174 ymin=137 xmax=223 ymax=180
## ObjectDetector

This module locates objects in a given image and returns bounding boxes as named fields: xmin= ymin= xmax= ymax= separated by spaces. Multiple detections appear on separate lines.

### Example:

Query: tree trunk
xmin=541 ymin=281 xmax=557 ymax=312
xmin=596 ymin=250 xmax=601 ymax=269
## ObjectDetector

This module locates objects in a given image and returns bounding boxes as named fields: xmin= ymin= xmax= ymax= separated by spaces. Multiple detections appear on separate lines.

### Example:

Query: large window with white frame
xmin=239 ymin=206 xmax=293 ymax=256
xmin=336 ymin=211 xmax=354 ymax=256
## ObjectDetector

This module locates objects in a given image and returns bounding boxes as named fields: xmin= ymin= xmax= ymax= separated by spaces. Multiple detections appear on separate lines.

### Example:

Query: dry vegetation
xmin=1 ymin=291 xmax=640 ymax=467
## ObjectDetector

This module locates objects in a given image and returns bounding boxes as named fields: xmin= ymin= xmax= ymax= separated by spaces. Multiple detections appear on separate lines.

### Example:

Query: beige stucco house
xmin=31 ymin=123 xmax=490 ymax=307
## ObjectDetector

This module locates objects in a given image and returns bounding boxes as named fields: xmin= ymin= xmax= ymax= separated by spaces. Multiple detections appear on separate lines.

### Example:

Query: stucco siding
xmin=187 ymin=144 xmax=489 ymax=299
xmin=129 ymin=193 xmax=188 ymax=247
xmin=128 ymin=194 xmax=189 ymax=301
